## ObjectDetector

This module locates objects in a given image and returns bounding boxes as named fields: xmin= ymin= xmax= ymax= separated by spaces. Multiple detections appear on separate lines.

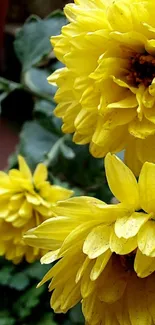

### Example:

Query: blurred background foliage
xmin=0 ymin=10 xmax=112 ymax=325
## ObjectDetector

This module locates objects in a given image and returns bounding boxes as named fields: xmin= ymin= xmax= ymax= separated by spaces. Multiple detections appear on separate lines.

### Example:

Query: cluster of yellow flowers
xmin=0 ymin=156 xmax=72 ymax=263
xmin=48 ymin=0 xmax=155 ymax=176
xmin=25 ymin=154 xmax=155 ymax=325
xmin=2 ymin=0 xmax=155 ymax=324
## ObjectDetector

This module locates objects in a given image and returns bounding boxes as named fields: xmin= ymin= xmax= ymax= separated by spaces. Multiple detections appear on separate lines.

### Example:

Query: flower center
xmin=127 ymin=53 xmax=155 ymax=87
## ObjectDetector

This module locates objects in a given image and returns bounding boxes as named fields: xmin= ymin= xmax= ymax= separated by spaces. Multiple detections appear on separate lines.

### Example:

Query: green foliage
xmin=0 ymin=9 xmax=113 ymax=325
xmin=0 ymin=77 xmax=23 ymax=111
xmin=0 ymin=311 xmax=15 ymax=325
xmin=19 ymin=121 xmax=58 ymax=169
xmin=14 ymin=11 xmax=67 ymax=72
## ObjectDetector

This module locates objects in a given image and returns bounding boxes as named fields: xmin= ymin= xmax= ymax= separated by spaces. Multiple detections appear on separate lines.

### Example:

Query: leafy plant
xmin=0 ymin=9 xmax=112 ymax=325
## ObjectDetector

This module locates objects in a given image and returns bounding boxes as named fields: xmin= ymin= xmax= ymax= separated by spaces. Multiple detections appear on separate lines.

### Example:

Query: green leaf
xmin=69 ymin=304 xmax=84 ymax=324
xmin=34 ymin=99 xmax=62 ymax=135
xmin=7 ymin=150 xmax=19 ymax=170
xmin=24 ymin=261 xmax=50 ymax=281
xmin=13 ymin=286 xmax=44 ymax=319
xmin=37 ymin=313 xmax=57 ymax=325
xmin=0 ymin=77 xmax=23 ymax=111
xmin=9 ymin=272 xmax=29 ymax=291
xmin=44 ymin=134 xmax=76 ymax=167
xmin=23 ymin=68 xmax=56 ymax=100
xmin=0 ymin=266 xmax=15 ymax=285
xmin=0 ymin=311 xmax=15 ymax=325
xmin=19 ymin=121 xmax=58 ymax=170
xmin=60 ymin=143 xmax=75 ymax=160
xmin=44 ymin=137 xmax=63 ymax=166
xmin=0 ymin=77 xmax=22 ymax=92
xmin=14 ymin=11 xmax=67 ymax=71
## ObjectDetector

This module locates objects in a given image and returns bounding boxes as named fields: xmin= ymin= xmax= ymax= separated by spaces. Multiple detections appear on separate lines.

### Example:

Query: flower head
xmin=48 ymin=0 xmax=155 ymax=175
xmin=0 ymin=156 xmax=72 ymax=263
xmin=25 ymin=153 xmax=155 ymax=323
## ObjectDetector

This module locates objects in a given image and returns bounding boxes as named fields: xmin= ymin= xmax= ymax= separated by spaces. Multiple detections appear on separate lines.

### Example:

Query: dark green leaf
xmin=0 ymin=77 xmax=22 ymax=92
xmin=60 ymin=143 xmax=75 ymax=160
xmin=9 ymin=272 xmax=29 ymax=291
xmin=37 ymin=313 xmax=57 ymax=325
xmin=0 ymin=266 xmax=14 ymax=285
xmin=69 ymin=304 xmax=84 ymax=324
xmin=7 ymin=150 xmax=19 ymax=170
xmin=24 ymin=261 xmax=50 ymax=281
xmin=0 ymin=311 xmax=15 ymax=325
xmin=34 ymin=99 xmax=62 ymax=134
xmin=23 ymin=68 xmax=56 ymax=100
xmin=19 ymin=121 xmax=58 ymax=169
xmin=13 ymin=286 xmax=44 ymax=319
xmin=14 ymin=11 xmax=67 ymax=71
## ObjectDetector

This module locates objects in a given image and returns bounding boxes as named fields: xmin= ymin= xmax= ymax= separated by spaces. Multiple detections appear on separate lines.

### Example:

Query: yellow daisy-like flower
xmin=0 ymin=156 xmax=72 ymax=263
xmin=24 ymin=153 xmax=155 ymax=324
xmin=48 ymin=0 xmax=155 ymax=175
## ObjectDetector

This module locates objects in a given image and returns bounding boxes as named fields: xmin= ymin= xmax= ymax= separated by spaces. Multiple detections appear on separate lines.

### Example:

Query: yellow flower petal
xmin=18 ymin=200 xmax=32 ymax=218
xmin=111 ymin=31 xmax=146 ymax=52
xmin=129 ymin=117 xmax=155 ymax=139
xmin=76 ymin=256 xmax=91 ymax=283
xmin=48 ymin=253 xmax=81 ymax=292
xmin=107 ymin=0 xmax=133 ymax=32
xmin=50 ymin=287 xmax=62 ymax=313
xmin=40 ymin=249 xmax=60 ymax=264
xmin=138 ymin=220 xmax=155 ymax=257
xmin=33 ymin=163 xmax=48 ymax=187
xmin=134 ymin=249 xmax=155 ymax=278
xmin=12 ymin=217 xmax=28 ymax=228
xmin=105 ymin=153 xmax=139 ymax=209
xmin=90 ymin=250 xmax=112 ymax=281
xmin=113 ymin=296 xmax=131 ymax=325
xmin=0 ymin=203 xmax=9 ymax=218
xmin=18 ymin=156 xmax=32 ymax=180
xmin=0 ymin=241 xmax=6 ymax=255
xmin=115 ymin=212 xmax=149 ymax=239
xmin=107 ymin=95 xmax=137 ymax=110
xmin=35 ymin=205 xmax=52 ymax=217
xmin=6 ymin=213 xmax=18 ymax=223
xmin=31 ymin=216 xmax=81 ymax=241
xmin=136 ymin=135 xmax=155 ymax=166
xmin=75 ymin=109 xmax=97 ymax=134
xmin=127 ymin=273 xmax=152 ymax=325
xmin=110 ymin=228 xmax=137 ymax=255
xmin=92 ymin=123 xmax=127 ymax=154
xmin=124 ymin=136 xmax=142 ymax=177
xmin=82 ymin=294 xmax=102 ymax=325
xmin=83 ymin=224 xmax=112 ymax=259
xmin=98 ymin=256 xmax=128 ymax=303
xmin=80 ymin=260 xmax=96 ymax=298
xmin=139 ymin=161 xmax=155 ymax=213
xmin=46 ymin=185 xmax=73 ymax=203
xmin=59 ymin=220 xmax=103 ymax=257
xmin=24 ymin=232 xmax=62 ymax=251
xmin=60 ymin=277 xmax=81 ymax=312
xmin=8 ymin=196 xmax=24 ymax=212
xmin=51 ymin=196 xmax=106 ymax=220
xmin=25 ymin=193 xmax=41 ymax=205
xmin=96 ymin=204 xmax=132 ymax=223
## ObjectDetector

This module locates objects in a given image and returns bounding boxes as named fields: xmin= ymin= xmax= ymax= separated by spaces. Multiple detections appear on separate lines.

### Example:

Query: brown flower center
xmin=127 ymin=53 xmax=155 ymax=87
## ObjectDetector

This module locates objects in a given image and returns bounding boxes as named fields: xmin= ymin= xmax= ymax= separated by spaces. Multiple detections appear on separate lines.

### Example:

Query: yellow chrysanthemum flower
xmin=24 ymin=153 xmax=155 ymax=324
xmin=48 ymin=0 xmax=155 ymax=175
xmin=0 ymin=156 xmax=72 ymax=263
